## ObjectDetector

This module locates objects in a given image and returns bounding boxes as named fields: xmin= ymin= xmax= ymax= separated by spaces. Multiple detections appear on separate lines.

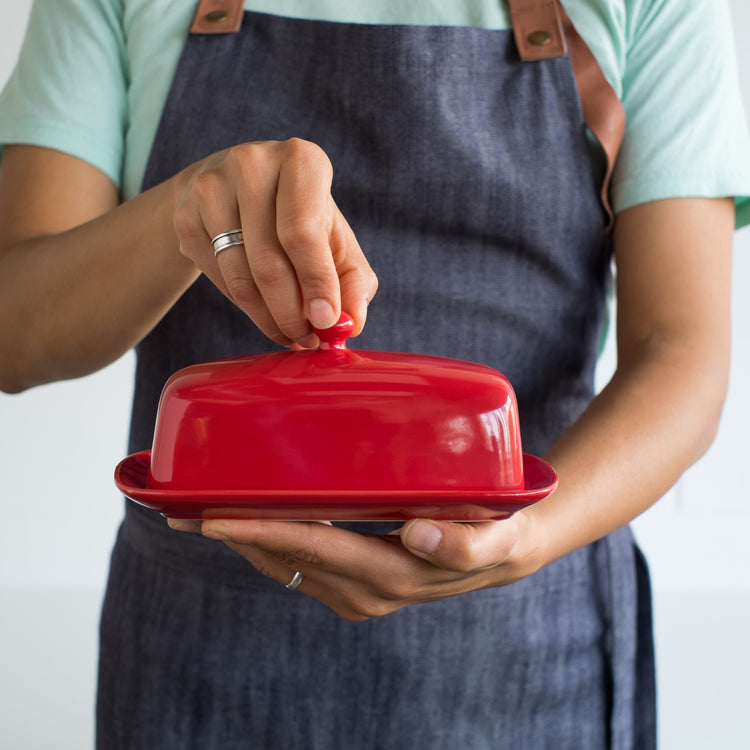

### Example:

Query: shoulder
xmin=563 ymin=0 xmax=732 ymax=98
xmin=562 ymin=0 xmax=750 ymax=221
xmin=0 ymin=0 xmax=131 ymax=186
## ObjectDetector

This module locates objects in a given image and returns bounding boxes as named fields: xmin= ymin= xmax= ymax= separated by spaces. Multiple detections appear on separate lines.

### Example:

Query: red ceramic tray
xmin=115 ymin=450 xmax=557 ymax=521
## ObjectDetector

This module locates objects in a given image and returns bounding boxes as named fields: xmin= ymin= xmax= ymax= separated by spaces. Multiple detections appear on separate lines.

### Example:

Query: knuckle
xmin=348 ymin=598 xmax=394 ymax=621
xmin=376 ymin=577 xmax=413 ymax=602
xmin=297 ymin=265 xmax=338 ymax=295
xmin=172 ymin=203 xmax=201 ymax=243
xmin=250 ymin=251 xmax=291 ymax=288
xmin=449 ymin=539 xmax=484 ymax=572
xmin=284 ymin=137 xmax=332 ymax=176
xmin=230 ymin=142 xmax=273 ymax=181
xmin=191 ymin=169 xmax=224 ymax=203
xmin=224 ymin=271 xmax=258 ymax=307
xmin=364 ymin=269 xmax=379 ymax=299
xmin=227 ymin=141 xmax=257 ymax=163
xmin=277 ymin=215 xmax=329 ymax=256
xmin=291 ymin=546 xmax=327 ymax=568
xmin=228 ymin=141 xmax=266 ymax=164
xmin=273 ymin=541 xmax=328 ymax=571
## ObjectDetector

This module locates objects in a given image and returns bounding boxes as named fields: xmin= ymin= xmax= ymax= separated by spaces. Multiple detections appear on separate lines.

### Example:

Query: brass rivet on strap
xmin=205 ymin=9 xmax=228 ymax=23
xmin=527 ymin=30 xmax=552 ymax=47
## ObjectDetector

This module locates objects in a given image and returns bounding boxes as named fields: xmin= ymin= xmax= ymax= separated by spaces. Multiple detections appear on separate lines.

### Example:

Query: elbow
xmin=692 ymin=402 xmax=727 ymax=463
xmin=689 ymin=366 xmax=730 ymax=464
xmin=0 ymin=368 xmax=33 ymax=395
xmin=0 ymin=383 xmax=27 ymax=395
xmin=691 ymin=421 xmax=720 ymax=465
xmin=0 ymin=345 xmax=43 ymax=394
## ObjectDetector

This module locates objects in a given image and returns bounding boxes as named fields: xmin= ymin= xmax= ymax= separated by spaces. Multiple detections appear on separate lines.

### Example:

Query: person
xmin=1 ymin=0 xmax=748 ymax=747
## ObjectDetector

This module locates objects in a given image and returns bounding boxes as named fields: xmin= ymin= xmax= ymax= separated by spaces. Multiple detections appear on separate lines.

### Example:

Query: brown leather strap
xmin=190 ymin=0 xmax=244 ymax=34
xmin=188 ymin=0 xmax=623 ymax=228
xmin=508 ymin=0 xmax=568 ymax=61
xmin=559 ymin=6 xmax=624 ymax=229
xmin=507 ymin=0 xmax=624 ymax=229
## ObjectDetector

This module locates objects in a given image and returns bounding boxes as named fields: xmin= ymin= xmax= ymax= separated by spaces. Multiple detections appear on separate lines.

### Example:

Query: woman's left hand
xmin=169 ymin=197 xmax=735 ymax=621
xmin=168 ymin=515 xmax=540 ymax=621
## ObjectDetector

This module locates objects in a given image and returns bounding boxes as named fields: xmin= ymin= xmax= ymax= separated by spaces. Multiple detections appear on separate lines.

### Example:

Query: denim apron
xmin=98 ymin=4 xmax=655 ymax=748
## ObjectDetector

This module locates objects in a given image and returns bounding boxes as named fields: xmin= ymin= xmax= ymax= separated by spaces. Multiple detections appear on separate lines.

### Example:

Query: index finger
xmin=201 ymin=518 xmax=419 ymax=578
xmin=273 ymin=139 xmax=342 ymax=330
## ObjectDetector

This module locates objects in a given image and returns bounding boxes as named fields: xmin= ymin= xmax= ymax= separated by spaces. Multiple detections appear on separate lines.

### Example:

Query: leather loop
xmin=508 ymin=0 xmax=567 ymax=61
xmin=508 ymin=0 xmax=624 ymax=229
xmin=190 ymin=0 xmax=244 ymax=35
xmin=189 ymin=0 xmax=623 ymax=229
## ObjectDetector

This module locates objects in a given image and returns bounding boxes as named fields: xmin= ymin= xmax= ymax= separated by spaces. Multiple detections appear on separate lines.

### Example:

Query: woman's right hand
xmin=172 ymin=138 xmax=378 ymax=348
xmin=0 ymin=139 xmax=376 ymax=392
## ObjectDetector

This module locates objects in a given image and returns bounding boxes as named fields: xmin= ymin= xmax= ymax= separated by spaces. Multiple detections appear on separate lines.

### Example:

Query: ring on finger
xmin=212 ymin=229 xmax=244 ymax=256
xmin=285 ymin=571 xmax=304 ymax=591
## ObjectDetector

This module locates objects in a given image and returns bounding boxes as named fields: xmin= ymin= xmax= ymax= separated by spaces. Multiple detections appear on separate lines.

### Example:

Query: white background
xmin=1 ymin=1 xmax=749 ymax=747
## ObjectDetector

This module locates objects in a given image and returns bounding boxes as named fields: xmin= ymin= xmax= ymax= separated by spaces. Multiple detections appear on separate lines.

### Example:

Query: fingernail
xmin=295 ymin=333 xmax=319 ymax=349
xmin=309 ymin=299 xmax=337 ymax=329
xmin=404 ymin=521 xmax=442 ymax=555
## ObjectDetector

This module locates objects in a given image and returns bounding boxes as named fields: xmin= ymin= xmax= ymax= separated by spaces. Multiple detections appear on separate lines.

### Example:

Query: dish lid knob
xmin=313 ymin=312 xmax=355 ymax=350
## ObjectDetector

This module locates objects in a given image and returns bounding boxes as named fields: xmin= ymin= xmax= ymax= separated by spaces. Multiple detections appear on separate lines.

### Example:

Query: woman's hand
xmin=0 ymin=140 xmax=376 ymax=391
xmin=167 ymin=197 xmax=736 ymax=620
xmin=168 ymin=515 xmax=541 ymax=621
xmin=173 ymin=138 xmax=378 ymax=347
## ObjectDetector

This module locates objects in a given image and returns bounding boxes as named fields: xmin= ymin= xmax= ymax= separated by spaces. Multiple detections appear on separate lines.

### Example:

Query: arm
xmin=0 ymin=142 xmax=377 ymax=393
xmin=0 ymin=145 xmax=195 ymax=391
xmin=523 ymin=196 xmax=732 ymax=563
xmin=188 ymin=197 xmax=734 ymax=620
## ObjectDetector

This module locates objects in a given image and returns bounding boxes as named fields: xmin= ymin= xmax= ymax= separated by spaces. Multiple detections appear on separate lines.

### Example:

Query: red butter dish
xmin=115 ymin=314 xmax=557 ymax=520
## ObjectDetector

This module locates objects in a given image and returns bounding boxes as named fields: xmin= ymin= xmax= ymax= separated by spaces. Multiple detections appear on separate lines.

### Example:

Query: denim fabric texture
xmin=98 ymin=11 xmax=656 ymax=749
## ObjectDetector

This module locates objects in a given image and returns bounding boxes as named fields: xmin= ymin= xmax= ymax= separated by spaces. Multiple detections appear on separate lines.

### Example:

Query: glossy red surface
xmin=114 ymin=313 xmax=558 ymax=518
xmin=115 ymin=450 xmax=557 ymax=521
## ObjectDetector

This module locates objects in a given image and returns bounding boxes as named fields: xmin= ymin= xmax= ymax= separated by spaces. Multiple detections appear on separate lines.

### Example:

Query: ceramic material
xmin=114 ymin=314 xmax=558 ymax=520
xmin=115 ymin=450 xmax=557 ymax=520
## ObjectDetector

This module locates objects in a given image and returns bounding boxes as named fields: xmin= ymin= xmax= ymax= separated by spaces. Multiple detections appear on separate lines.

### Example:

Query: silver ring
xmin=285 ymin=571 xmax=304 ymax=591
xmin=211 ymin=229 xmax=244 ymax=256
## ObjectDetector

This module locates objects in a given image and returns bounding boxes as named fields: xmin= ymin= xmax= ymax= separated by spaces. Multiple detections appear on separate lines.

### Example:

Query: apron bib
xmin=98 ymin=5 xmax=655 ymax=748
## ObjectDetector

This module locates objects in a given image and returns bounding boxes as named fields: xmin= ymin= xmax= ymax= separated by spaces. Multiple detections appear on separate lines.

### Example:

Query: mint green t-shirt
xmin=1 ymin=0 xmax=750 ymax=227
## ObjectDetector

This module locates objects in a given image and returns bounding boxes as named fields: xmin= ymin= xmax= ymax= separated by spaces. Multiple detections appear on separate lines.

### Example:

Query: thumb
xmin=400 ymin=518 xmax=519 ymax=572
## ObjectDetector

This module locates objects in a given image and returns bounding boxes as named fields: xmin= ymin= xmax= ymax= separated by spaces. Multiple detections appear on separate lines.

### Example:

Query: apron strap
xmin=190 ymin=0 xmax=244 ymax=34
xmin=508 ymin=0 xmax=624 ymax=228
xmin=508 ymin=0 xmax=568 ymax=61
xmin=188 ymin=0 xmax=623 ymax=229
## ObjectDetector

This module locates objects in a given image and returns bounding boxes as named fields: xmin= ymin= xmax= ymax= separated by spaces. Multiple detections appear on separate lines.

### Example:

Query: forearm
xmin=0 ymin=177 xmax=198 ymax=392
xmin=525 ymin=337 xmax=729 ymax=568
xmin=519 ymin=197 xmax=734 ymax=571
xmin=0 ymin=141 xmax=377 ymax=394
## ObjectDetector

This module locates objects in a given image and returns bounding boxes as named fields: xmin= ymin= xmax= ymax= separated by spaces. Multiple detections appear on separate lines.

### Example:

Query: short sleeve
xmin=613 ymin=0 xmax=750 ymax=229
xmin=0 ymin=0 xmax=128 ymax=188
